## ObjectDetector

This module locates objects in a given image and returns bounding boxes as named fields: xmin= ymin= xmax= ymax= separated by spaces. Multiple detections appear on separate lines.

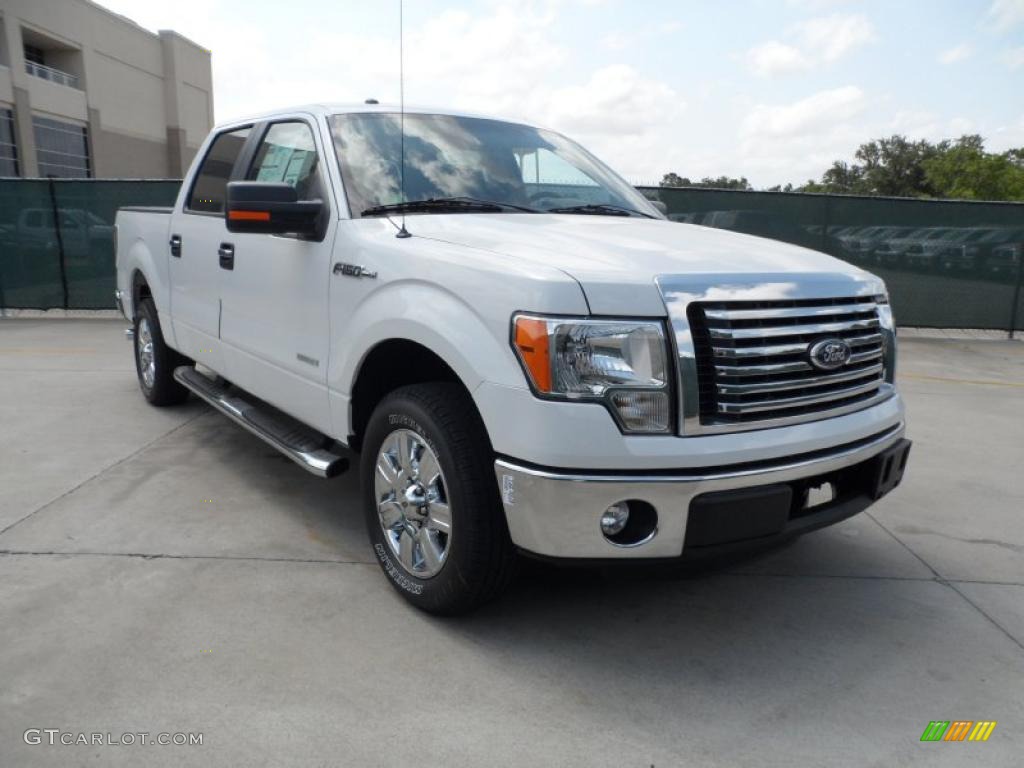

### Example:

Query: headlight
xmin=512 ymin=314 xmax=672 ymax=433
xmin=876 ymin=292 xmax=894 ymax=330
xmin=876 ymin=292 xmax=897 ymax=382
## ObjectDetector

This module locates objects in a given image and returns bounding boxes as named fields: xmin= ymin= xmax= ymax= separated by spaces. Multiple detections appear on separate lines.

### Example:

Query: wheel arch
xmin=348 ymin=338 xmax=473 ymax=451
xmin=131 ymin=268 xmax=152 ymax=317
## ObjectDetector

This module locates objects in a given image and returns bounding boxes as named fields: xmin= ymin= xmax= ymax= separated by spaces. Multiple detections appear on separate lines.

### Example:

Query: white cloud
xmin=600 ymin=21 xmax=685 ymax=53
xmin=541 ymin=65 xmax=684 ymax=137
xmin=747 ymin=41 xmax=812 ymax=77
xmin=939 ymin=43 xmax=973 ymax=64
xmin=785 ymin=0 xmax=856 ymax=8
xmin=602 ymin=32 xmax=631 ymax=50
xmin=887 ymin=110 xmax=942 ymax=140
xmin=986 ymin=0 xmax=1024 ymax=30
xmin=533 ymin=64 xmax=688 ymax=182
xmin=1003 ymin=47 xmax=1024 ymax=69
xmin=737 ymin=87 xmax=868 ymax=182
xmin=989 ymin=115 xmax=1024 ymax=151
xmin=743 ymin=86 xmax=866 ymax=137
xmin=745 ymin=13 xmax=874 ymax=77
xmin=948 ymin=117 xmax=976 ymax=135
xmin=796 ymin=13 xmax=876 ymax=62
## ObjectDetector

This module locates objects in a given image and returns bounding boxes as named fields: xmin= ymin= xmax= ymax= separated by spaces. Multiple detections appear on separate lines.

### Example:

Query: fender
xmin=117 ymin=207 xmax=178 ymax=347
xmin=327 ymin=279 xmax=529 ymax=440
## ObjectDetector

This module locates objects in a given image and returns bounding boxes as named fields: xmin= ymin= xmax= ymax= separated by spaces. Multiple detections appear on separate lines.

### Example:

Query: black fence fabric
xmin=0 ymin=179 xmax=179 ymax=311
xmin=1 ymin=179 xmax=1021 ymax=330
xmin=640 ymin=186 xmax=1024 ymax=332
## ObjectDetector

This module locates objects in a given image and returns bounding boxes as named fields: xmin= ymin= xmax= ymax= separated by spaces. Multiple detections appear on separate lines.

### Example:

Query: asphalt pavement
xmin=1 ymin=319 xmax=1021 ymax=767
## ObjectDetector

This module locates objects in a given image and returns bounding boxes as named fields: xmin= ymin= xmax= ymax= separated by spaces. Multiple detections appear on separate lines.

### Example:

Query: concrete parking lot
xmin=1 ymin=318 xmax=1022 ymax=767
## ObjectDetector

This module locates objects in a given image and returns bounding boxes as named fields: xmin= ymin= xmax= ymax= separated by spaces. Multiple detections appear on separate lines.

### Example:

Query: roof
xmin=215 ymin=103 xmax=537 ymax=130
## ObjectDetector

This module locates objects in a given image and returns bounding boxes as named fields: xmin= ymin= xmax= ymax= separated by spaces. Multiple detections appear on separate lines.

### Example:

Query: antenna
xmin=396 ymin=0 xmax=411 ymax=239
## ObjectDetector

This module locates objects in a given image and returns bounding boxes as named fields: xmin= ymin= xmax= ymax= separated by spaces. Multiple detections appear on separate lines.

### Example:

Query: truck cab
xmin=115 ymin=104 xmax=910 ymax=614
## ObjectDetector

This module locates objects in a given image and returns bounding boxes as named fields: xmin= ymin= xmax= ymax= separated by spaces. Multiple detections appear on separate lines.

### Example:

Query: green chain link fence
xmin=0 ymin=179 xmax=179 ymax=311
xmin=1 ymin=179 xmax=1022 ymax=331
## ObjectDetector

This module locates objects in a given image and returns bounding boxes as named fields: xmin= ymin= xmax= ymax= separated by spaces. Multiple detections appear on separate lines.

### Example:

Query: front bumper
xmin=494 ymin=424 xmax=909 ymax=560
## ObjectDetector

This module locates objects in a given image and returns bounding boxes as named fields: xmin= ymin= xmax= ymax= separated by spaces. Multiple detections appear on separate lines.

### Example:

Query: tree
xmin=853 ymin=136 xmax=942 ymax=196
xmin=922 ymin=136 xmax=1024 ymax=201
xmin=659 ymin=173 xmax=752 ymax=190
xmin=659 ymin=136 xmax=1024 ymax=200
xmin=698 ymin=175 xmax=753 ymax=190
xmin=660 ymin=172 xmax=689 ymax=187
xmin=799 ymin=134 xmax=1024 ymax=201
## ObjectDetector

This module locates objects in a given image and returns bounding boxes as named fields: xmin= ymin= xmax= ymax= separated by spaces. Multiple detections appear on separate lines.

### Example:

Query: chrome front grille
xmin=687 ymin=296 xmax=888 ymax=429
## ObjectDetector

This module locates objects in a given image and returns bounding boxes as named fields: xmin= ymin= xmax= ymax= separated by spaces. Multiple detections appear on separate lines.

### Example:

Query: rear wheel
xmin=360 ymin=383 xmax=517 ymax=615
xmin=133 ymin=297 xmax=191 ymax=406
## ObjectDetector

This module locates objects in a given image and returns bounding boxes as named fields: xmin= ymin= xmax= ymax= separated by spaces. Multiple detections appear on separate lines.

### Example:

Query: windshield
xmin=328 ymin=112 xmax=660 ymax=218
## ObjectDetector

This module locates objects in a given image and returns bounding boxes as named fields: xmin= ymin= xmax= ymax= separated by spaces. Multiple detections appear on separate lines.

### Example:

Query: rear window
xmin=187 ymin=127 xmax=251 ymax=213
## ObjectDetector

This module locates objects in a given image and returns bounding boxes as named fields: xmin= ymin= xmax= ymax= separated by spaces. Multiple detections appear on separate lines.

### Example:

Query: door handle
xmin=218 ymin=243 xmax=235 ymax=270
xmin=169 ymin=234 xmax=182 ymax=257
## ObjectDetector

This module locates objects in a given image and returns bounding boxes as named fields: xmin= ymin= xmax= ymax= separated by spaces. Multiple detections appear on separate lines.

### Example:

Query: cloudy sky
xmin=99 ymin=0 xmax=1024 ymax=187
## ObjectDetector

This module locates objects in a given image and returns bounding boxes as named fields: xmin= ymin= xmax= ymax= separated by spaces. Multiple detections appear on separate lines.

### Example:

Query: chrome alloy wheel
xmin=374 ymin=429 xmax=452 ymax=579
xmin=137 ymin=317 xmax=155 ymax=390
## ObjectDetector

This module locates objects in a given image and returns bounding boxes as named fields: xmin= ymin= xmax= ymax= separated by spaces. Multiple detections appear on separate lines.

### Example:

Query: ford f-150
xmin=115 ymin=104 xmax=911 ymax=614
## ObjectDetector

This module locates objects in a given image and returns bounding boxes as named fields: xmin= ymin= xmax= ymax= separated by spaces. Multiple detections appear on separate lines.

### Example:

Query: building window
xmin=32 ymin=116 xmax=91 ymax=178
xmin=0 ymin=109 xmax=19 ymax=177
xmin=24 ymin=44 xmax=46 ymax=66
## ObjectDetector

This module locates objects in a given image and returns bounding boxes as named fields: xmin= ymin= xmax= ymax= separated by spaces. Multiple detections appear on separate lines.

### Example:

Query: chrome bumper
xmin=494 ymin=424 xmax=905 ymax=559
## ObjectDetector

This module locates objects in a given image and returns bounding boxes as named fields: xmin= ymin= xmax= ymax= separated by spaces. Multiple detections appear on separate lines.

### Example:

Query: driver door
xmin=218 ymin=118 xmax=335 ymax=430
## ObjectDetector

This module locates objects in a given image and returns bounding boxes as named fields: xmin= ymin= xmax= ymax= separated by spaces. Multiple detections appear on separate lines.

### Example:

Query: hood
xmin=406 ymin=213 xmax=877 ymax=315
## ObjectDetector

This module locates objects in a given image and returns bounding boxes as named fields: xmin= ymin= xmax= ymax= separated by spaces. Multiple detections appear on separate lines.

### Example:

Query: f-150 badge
xmin=333 ymin=263 xmax=377 ymax=279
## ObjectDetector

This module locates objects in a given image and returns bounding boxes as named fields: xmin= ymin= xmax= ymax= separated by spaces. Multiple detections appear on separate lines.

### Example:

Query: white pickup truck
xmin=115 ymin=104 xmax=911 ymax=614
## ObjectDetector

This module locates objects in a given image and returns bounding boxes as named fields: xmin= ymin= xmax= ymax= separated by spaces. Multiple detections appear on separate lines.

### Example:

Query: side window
xmin=187 ymin=127 xmax=251 ymax=213
xmin=247 ymin=122 xmax=322 ymax=201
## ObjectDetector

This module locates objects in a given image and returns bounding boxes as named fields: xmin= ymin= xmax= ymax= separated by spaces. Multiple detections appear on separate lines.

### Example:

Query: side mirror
xmin=225 ymin=182 xmax=323 ymax=237
xmin=650 ymin=200 xmax=668 ymax=216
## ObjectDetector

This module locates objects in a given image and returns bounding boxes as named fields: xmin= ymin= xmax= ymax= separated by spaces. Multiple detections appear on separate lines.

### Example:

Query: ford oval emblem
xmin=808 ymin=338 xmax=852 ymax=371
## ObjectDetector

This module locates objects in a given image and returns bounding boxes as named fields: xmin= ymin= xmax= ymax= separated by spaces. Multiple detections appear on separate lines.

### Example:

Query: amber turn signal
xmin=228 ymin=210 xmax=270 ymax=221
xmin=513 ymin=316 xmax=551 ymax=393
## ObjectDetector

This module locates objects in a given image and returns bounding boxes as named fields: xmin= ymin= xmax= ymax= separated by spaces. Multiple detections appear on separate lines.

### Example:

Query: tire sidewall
xmin=133 ymin=299 xmax=158 ymax=401
xmin=361 ymin=394 xmax=480 ymax=611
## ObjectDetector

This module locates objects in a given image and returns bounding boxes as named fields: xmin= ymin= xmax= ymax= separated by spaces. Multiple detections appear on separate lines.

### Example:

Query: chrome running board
xmin=173 ymin=366 xmax=348 ymax=478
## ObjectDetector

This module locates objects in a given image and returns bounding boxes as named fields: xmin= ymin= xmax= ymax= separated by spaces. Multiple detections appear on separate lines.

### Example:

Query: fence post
xmin=47 ymin=178 xmax=70 ymax=310
xmin=1009 ymin=243 xmax=1023 ymax=340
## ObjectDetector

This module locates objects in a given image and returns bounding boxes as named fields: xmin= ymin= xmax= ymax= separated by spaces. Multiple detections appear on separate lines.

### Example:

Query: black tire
xmin=133 ymin=297 xmax=192 ymax=406
xmin=360 ymin=383 xmax=517 ymax=615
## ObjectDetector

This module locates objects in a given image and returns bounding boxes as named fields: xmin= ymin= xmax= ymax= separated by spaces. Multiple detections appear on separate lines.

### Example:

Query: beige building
xmin=0 ymin=0 xmax=212 ymax=178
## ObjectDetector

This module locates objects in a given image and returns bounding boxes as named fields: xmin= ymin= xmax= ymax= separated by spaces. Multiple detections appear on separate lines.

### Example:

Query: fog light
xmin=601 ymin=502 xmax=630 ymax=536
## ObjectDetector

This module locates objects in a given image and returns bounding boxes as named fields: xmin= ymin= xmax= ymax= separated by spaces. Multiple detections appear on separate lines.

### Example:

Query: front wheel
xmin=360 ymin=383 xmax=517 ymax=615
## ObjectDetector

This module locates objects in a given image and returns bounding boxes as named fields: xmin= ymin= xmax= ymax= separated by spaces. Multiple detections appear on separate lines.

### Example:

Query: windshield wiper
xmin=547 ymin=203 xmax=654 ymax=218
xmin=362 ymin=197 xmax=539 ymax=217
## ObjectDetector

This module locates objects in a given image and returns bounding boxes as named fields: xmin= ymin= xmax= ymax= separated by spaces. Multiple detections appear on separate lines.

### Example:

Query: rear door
xmin=218 ymin=117 xmax=335 ymax=430
xmin=168 ymin=125 xmax=252 ymax=370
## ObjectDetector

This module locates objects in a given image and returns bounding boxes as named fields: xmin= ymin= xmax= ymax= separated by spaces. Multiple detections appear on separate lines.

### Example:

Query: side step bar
xmin=173 ymin=366 xmax=348 ymax=478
